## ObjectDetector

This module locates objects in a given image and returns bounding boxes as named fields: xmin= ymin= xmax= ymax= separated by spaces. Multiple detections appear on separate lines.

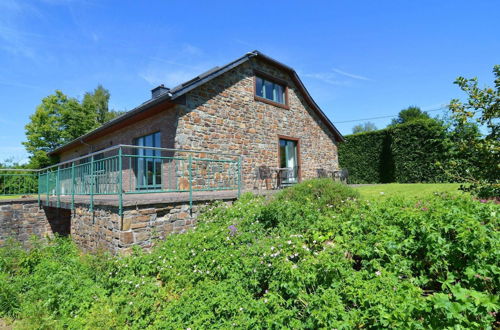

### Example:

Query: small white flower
xmin=380 ymin=192 xmax=385 ymax=195
xmin=375 ymin=270 xmax=381 ymax=276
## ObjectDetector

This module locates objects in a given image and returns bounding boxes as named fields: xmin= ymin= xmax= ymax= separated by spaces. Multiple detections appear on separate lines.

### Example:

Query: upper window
xmin=255 ymin=76 xmax=286 ymax=105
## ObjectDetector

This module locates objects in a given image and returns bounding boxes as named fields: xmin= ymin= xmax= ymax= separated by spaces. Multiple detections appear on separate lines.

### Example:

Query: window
xmin=135 ymin=132 xmax=162 ymax=189
xmin=255 ymin=75 xmax=286 ymax=105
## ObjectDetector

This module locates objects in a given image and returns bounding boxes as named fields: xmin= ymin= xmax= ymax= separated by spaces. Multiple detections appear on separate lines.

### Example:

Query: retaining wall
xmin=0 ymin=197 xmax=230 ymax=254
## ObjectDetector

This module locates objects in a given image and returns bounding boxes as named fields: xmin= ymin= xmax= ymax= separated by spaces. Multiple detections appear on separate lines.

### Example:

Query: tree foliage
xmin=352 ymin=121 xmax=377 ymax=134
xmin=390 ymin=106 xmax=431 ymax=126
xmin=340 ymin=120 xmax=449 ymax=183
xmin=447 ymin=65 xmax=500 ymax=197
xmin=23 ymin=86 xmax=124 ymax=168
xmin=82 ymin=85 xmax=124 ymax=125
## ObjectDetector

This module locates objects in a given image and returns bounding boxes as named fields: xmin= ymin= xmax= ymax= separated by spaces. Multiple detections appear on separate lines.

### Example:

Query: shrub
xmin=339 ymin=119 xmax=450 ymax=183
xmin=256 ymin=179 xmax=359 ymax=231
xmin=274 ymin=178 xmax=359 ymax=209
xmin=338 ymin=129 xmax=390 ymax=183
xmin=0 ymin=188 xmax=498 ymax=328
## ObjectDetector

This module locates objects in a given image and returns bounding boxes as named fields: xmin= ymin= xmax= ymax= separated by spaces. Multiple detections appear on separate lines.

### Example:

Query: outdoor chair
xmin=333 ymin=169 xmax=349 ymax=184
xmin=317 ymin=168 xmax=329 ymax=178
xmin=254 ymin=165 xmax=273 ymax=191
xmin=278 ymin=167 xmax=295 ymax=189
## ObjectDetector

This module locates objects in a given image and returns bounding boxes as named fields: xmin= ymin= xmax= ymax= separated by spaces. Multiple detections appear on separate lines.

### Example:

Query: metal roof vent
xmin=151 ymin=84 xmax=170 ymax=99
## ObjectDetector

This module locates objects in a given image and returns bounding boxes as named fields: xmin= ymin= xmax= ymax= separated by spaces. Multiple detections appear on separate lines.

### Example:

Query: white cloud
xmin=332 ymin=68 xmax=371 ymax=81
xmin=139 ymin=46 xmax=217 ymax=87
xmin=181 ymin=43 xmax=203 ymax=56
xmin=300 ymin=67 xmax=372 ymax=86
xmin=0 ymin=0 xmax=43 ymax=58
xmin=301 ymin=72 xmax=352 ymax=86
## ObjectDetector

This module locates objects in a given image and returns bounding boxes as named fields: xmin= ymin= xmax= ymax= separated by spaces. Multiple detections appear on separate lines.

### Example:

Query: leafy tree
xmin=82 ymin=85 xmax=124 ymax=124
xmin=24 ymin=91 xmax=97 ymax=167
xmin=390 ymin=106 xmax=430 ymax=126
xmin=352 ymin=121 xmax=377 ymax=134
xmin=23 ymin=86 xmax=125 ymax=168
xmin=447 ymin=65 xmax=500 ymax=197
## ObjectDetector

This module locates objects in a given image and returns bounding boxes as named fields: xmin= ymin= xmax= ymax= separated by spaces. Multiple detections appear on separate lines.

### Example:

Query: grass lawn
xmin=0 ymin=195 xmax=34 ymax=200
xmin=354 ymin=183 xmax=467 ymax=200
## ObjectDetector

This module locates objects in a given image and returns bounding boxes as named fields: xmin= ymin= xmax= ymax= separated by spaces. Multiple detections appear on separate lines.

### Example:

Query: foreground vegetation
xmin=1 ymin=179 xmax=498 ymax=328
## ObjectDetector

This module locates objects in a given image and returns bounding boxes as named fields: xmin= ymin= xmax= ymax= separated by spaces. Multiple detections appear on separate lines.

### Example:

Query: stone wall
xmin=55 ymin=57 xmax=340 ymax=191
xmin=175 ymin=58 xmax=340 ymax=187
xmin=0 ymin=198 xmax=229 ymax=254
xmin=71 ymin=201 xmax=211 ymax=254
xmin=0 ymin=199 xmax=70 ymax=246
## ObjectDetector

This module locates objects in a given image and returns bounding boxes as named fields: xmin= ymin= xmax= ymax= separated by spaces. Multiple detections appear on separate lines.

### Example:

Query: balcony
xmin=0 ymin=145 xmax=242 ymax=215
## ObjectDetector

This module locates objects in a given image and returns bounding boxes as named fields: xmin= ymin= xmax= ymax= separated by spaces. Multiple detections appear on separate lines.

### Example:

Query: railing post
xmin=37 ymin=171 xmax=41 ymax=208
xmin=90 ymin=155 xmax=94 ymax=213
xmin=71 ymin=162 xmax=75 ymax=212
xmin=118 ymin=147 xmax=123 ymax=217
xmin=56 ymin=166 xmax=60 ymax=208
xmin=46 ymin=170 xmax=49 ymax=206
xmin=238 ymin=156 xmax=242 ymax=198
xmin=188 ymin=155 xmax=193 ymax=212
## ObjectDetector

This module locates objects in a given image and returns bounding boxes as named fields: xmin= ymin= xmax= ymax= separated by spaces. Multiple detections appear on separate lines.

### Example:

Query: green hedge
xmin=339 ymin=119 xmax=448 ymax=183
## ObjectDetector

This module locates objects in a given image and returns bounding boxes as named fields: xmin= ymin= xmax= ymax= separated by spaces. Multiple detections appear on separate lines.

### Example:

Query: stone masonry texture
xmin=0 ymin=198 xmax=226 ymax=254
xmin=57 ymin=58 xmax=339 ymax=189
xmin=0 ymin=199 xmax=70 ymax=246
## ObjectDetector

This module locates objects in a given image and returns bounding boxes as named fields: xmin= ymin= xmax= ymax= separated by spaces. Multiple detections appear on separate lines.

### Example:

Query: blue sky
xmin=1 ymin=0 xmax=499 ymax=163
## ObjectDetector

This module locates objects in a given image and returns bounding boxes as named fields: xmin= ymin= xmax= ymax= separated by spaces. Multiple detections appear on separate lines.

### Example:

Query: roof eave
xmin=50 ymin=50 xmax=344 ymax=156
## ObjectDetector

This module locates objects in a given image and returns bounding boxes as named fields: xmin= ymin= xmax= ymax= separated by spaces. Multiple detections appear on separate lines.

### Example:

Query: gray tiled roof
xmin=50 ymin=50 xmax=343 ymax=155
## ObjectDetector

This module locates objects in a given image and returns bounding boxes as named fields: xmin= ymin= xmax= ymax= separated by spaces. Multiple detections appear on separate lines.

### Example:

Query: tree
xmin=23 ymin=90 xmax=98 ymax=168
xmin=390 ymin=106 xmax=430 ymax=126
xmin=82 ymin=85 xmax=124 ymax=124
xmin=23 ymin=85 xmax=125 ymax=168
xmin=352 ymin=122 xmax=377 ymax=134
xmin=446 ymin=65 xmax=500 ymax=197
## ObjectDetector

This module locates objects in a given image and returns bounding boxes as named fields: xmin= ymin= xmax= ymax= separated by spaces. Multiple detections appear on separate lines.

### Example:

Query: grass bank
xmin=355 ymin=183 xmax=465 ymax=199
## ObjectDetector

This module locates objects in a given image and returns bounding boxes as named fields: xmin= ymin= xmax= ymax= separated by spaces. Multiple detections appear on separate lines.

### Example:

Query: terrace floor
xmin=4 ymin=188 xmax=279 ymax=208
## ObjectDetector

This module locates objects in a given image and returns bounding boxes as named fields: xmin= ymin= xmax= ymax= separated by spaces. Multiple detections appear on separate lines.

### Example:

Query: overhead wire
xmin=333 ymin=106 xmax=447 ymax=124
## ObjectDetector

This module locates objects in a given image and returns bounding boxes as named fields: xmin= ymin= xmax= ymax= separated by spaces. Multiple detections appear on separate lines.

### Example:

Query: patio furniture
xmin=276 ymin=167 xmax=295 ymax=189
xmin=317 ymin=168 xmax=329 ymax=178
xmin=254 ymin=165 xmax=273 ymax=191
xmin=332 ymin=169 xmax=349 ymax=184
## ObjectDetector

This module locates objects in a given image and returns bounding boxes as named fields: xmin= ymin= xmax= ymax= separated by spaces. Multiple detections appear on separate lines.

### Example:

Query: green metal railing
xmin=23 ymin=145 xmax=242 ymax=216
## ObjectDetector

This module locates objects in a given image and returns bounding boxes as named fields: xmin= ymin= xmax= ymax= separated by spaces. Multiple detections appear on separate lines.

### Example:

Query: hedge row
xmin=339 ymin=120 xmax=449 ymax=183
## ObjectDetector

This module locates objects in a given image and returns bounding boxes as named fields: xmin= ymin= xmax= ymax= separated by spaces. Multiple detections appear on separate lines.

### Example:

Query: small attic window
xmin=254 ymin=71 xmax=288 ymax=108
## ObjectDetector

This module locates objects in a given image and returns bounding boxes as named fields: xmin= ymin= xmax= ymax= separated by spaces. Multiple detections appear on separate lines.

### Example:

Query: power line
xmin=333 ymin=106 xmax=447 ymax=124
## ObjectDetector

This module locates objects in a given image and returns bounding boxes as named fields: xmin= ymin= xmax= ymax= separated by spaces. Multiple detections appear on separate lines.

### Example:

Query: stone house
xmin=50 ymin=50 xmax=344 ymax=191
xmin=1 ymin=51 xmax=345 ymax=253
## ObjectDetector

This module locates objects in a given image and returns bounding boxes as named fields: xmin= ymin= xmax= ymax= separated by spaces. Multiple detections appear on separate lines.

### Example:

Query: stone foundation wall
xmin=71 ymin=201 xmax=211 ymax=254
xmin=0 ymin=199 xmax=70 ymax=246
xmin=1 ymin=198 xmax=230 ymax=254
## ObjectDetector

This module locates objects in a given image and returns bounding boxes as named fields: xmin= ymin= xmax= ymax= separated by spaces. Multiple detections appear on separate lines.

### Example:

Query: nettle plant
xmin=0 ymin=180 xmax=498 ymax=328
